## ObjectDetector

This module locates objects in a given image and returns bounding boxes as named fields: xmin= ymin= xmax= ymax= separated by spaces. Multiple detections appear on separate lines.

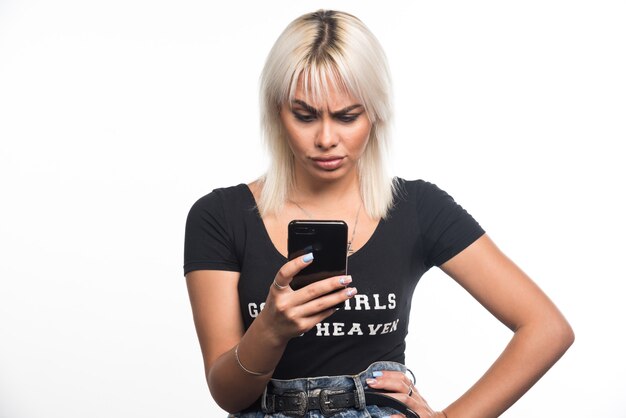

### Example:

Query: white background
xmin=1 ymin=1 xmax=624 ymax=417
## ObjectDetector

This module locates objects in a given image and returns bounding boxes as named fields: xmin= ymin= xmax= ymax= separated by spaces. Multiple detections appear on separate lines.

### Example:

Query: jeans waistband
xmin=265 ymin=361 xmax=406 ymax=392
xmin=260 ymin=361 xmax=408 ymax=415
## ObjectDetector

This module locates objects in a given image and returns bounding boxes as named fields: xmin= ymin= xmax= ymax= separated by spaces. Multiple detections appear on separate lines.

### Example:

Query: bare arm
xmin=438 ymin=234 xmax=574 ymax=418
xmin=366 ymin=234 xmax=574 ymax=418
xmin=185 ymin=256 xmax=357 ymax=413
xmin=186 ymin=269 xmax=274 ymax=412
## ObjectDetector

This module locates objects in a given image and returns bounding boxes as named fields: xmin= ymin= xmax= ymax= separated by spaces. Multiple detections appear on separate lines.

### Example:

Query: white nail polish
xmin=339 ymin=275 xmax=352 ymax=285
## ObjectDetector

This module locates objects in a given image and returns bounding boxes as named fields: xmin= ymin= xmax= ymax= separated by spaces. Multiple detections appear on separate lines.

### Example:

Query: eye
xmin=337 ymin=113 xmax=360 ymax=123
xmin=293 ymin=112 xmax=316 ymax=123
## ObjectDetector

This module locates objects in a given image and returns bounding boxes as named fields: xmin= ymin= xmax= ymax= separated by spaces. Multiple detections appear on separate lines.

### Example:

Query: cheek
xmin=284 ymin=126 xmax=308 ymax=152
xmin=283 ymin=127 xmax=313 ymax=161
xmin=279 ymin=113 xmax=304 ymax=153
xmin=348 ymin=122 xmax=372 ymax=153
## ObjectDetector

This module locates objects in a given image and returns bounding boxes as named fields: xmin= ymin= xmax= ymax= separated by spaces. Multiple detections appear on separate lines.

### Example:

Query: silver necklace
xmin=291 ymin=200 xmax=362 ymax=255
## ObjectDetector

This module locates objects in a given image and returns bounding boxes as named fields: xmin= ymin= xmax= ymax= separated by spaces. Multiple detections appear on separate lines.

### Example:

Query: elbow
xmin=546 ymin=313 xmax=575 ymax=358
xmin=206 ymin=374 xmax=234 ymax=414
xmin=210 ymin=395 xmax=247 ymax=415
xmin=206 ymin=368 xmax=232 ymax=413
xmin=521 ymin=310 xmax=575 ymax=359
xmin=213 ymin=398 xmax=242 ymax=415
xmin=558 ymin=319 xmax=575 ymax=353
xmin=206 ymin=366 xmax=246 ymax=414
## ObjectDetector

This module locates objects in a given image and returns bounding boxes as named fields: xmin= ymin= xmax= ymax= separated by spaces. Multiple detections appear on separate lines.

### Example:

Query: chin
xmin=310 ymin=167 xmax=353 ymax=183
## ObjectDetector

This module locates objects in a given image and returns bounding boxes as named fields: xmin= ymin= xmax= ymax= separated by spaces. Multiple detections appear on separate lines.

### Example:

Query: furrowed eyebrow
xmin=292 ymin=100 xmax=320 ymax=115
xmin=291 ymin=99 xmax=364 ymax=116
xmin=330 ymin=104 xmax=363 ymax=117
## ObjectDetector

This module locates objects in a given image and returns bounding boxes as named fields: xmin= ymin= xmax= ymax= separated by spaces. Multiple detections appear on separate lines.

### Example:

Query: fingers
xmin=366 ymin=370 xmax=414 ymax=394
xmin=264 ymin=277 xmax=356 ymax=339
xmin=297 ymin=283 xmax=358 ymax=316
xmin=273 ymin=253 xmax=357 ymax=306
xmin=292 ymin=273 xmax=355 ymax=302
xmin=266 ymin=255 xmax=358 ymax=339
xmin=273 ymin=253 xmax=314 ymax=288
xmin=366 ymin=371 xmax=430 ymax=416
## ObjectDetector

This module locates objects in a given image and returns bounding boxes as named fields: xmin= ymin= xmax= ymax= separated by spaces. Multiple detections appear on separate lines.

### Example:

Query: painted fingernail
xmin=339 ymin=275 xmax=352 ymax=285
xmin=303 ymin=253 xmax=314 ymax=263
xmin=373 ymin=371 xmax=383 ymax=377
xmin=365 ymin=378 xmax=377 ymax=385
xmin=345 ymin=287 xmax=357 ymax=297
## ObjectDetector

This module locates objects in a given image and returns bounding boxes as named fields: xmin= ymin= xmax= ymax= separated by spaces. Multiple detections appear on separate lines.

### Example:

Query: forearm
xmin=443 ymin=317 xmax=574 ymax=418
xmin=195 ymin=258 xmax=353 ymax=413
xmin=207 ymin=313 xmax=287 ymax=413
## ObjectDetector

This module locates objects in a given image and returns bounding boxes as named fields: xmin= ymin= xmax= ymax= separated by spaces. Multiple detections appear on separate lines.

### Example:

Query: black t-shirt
xmin=184 ymin=178 xmax=485 ymax=379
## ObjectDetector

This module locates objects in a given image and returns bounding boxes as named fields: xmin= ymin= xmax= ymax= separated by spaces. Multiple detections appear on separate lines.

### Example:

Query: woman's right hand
xmin=258 ymin=253 xmax=357 ymax=344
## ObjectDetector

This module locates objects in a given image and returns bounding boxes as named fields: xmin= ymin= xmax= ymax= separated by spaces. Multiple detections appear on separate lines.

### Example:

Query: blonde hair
xmin=258 ymin=10 xmax=396 ymax=218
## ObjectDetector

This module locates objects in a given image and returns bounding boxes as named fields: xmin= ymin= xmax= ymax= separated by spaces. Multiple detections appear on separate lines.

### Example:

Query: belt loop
xmin=352 ymin=375 xmax=366 ymax=410
xmin=261 ymin=384 xmax=273 ymax=413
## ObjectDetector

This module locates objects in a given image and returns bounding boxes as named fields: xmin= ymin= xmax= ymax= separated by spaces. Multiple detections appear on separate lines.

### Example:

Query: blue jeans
xmin=229 ymin=361 xmax=407 ymax=418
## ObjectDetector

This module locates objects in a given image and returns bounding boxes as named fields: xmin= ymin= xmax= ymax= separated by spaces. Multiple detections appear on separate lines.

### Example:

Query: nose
xmin=315 ymin=117 xmax=339 ymax=150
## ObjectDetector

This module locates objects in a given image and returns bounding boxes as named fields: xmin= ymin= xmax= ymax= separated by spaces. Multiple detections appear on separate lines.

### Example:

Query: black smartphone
xmin=287 ymin=220 xmax=348 ymax=291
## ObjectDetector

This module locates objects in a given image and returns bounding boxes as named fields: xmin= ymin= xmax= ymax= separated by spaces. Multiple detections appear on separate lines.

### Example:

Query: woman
xmin=184 ymin=10 xmax=574 ymax=418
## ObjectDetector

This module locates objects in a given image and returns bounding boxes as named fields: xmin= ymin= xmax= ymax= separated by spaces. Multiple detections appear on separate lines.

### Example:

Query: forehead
xmin=289 ymin=71 xmax=361 ymax=110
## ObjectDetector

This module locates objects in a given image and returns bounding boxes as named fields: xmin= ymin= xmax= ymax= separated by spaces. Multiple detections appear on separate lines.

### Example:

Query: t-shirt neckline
xmin=240 ymin=183 xmax=385 ymax=262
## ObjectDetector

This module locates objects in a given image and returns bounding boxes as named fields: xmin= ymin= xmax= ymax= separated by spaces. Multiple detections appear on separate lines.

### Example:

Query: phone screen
xmin=287 ymin=220 xmax=348 ymax=290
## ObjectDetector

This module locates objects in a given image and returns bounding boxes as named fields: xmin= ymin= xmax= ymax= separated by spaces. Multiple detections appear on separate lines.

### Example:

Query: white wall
xmin=1 ymin=1 xmax=624 ymax=417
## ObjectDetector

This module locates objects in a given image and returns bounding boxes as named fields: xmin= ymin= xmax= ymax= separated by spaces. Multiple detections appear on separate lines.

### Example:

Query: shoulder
xmin=393 ymin=177 xmax=450 ymax=206
xmin=394 ymin=178 xmax=435 ymax=191
xmin=395 ymin=178 xmax=485 ymax=267
xmin=186 ymin=184 xmax=258 ymax=232
xmin=189 ymin=183 xmax=253 ymax=213
xmin=184 ymin=185 xmax=251 ymax=274
xmin=392 ymin=177 xmax=480 ymax=229
xmin=192 ymin=183 xmax=251 ymax=205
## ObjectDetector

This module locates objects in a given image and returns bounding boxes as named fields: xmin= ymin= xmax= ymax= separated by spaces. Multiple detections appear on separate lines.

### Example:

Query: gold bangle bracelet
xmin=234 ymin=344 xmax=273 ymax=376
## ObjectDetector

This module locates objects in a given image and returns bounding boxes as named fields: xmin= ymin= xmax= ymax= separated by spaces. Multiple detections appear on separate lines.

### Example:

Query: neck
xmin=291 ymin=170 xmax=361 ymax=208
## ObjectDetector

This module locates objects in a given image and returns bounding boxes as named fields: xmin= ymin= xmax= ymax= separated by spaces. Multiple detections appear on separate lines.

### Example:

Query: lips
xmin=311 ymin=155 xmax=345 ymax=170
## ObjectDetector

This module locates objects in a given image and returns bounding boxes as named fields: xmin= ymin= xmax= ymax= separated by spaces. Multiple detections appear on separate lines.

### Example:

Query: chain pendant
xmin=291 ymin=199 xmax=361 ymax=256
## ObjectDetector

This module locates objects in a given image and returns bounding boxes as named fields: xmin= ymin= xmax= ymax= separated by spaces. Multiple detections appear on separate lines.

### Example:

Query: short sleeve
xmin=183 ymin=190 xmax=240 ymax=275
xmin=417 ymin=181 xmax=485 ymax=268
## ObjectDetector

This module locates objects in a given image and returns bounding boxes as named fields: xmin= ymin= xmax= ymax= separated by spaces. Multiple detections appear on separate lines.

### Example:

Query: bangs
xmin=284 ymin=59 xmax=367 ymax=113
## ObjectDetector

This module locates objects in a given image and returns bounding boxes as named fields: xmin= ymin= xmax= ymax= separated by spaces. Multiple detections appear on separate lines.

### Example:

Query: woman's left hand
xmin=365 ymin=370 xmax=446 ymax=418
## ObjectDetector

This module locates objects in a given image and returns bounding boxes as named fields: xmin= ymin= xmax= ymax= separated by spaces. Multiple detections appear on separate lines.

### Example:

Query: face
xmin=279 ymin=79 xmax=372 ymax=185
